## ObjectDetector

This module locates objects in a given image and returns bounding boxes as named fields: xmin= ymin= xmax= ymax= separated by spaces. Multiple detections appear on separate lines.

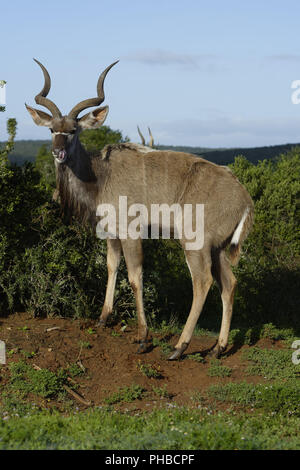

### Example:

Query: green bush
xmin=35 ymin=144 xmax=55 ymax=190
xmin=79 ymin=125 xmax=129 ymax=153
xmin=0 ymin=163 xmax=49 ymax=311
xmin=0 ymin=145 xmax=298 ymax=336
xmin=228 ymin=151 xmax=300 ymax=330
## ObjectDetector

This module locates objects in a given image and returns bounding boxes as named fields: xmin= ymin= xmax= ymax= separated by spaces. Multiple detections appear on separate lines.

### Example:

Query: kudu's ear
xmin=25 ymin=104 xmax=53 ymax=127
xmin=78 ymin=106 xmax=109 ymax=129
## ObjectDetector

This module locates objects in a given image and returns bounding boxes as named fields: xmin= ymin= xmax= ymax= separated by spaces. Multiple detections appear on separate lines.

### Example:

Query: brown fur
xmin=55 ymin=141 xmax=254 ymax=357
xmin=27 ymin=100 xmax=254 ymax=360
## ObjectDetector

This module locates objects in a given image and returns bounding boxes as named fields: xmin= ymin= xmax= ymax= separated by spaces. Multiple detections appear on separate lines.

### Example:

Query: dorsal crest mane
xmin=101 ymin=143 xmax=157 ymax=160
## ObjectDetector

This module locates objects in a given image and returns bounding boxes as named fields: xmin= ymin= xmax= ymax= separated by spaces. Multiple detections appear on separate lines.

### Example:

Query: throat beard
xmin=56 ymin=164 xmax=96 ymax=226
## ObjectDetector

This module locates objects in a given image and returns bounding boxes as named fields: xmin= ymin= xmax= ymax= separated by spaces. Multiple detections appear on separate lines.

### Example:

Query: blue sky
xmin=2 ymin=0 xmax=300 ymax=147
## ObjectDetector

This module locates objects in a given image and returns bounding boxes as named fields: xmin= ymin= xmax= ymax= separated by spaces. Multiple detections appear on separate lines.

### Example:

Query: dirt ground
xmin=0 ymin=312 xmax=282 ymax=412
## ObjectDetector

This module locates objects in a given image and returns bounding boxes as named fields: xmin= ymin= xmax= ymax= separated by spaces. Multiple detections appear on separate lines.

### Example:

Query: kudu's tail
xmin=228 ymin=206 xmax=254 ymax=266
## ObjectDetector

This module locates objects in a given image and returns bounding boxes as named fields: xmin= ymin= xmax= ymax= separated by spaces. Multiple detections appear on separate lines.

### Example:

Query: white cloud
xmin=123 ymin=49 xmax=217 ymax=69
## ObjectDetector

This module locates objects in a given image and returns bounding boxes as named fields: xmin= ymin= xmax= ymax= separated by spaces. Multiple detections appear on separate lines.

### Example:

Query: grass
xmin=18 ymin=326 xmax=29 ymax=332
xmin=20 ymin=350 xmax=36 ymax=359
xmin=152 ymin=337 xmax=173 ymax=358
xmin=104 ymin=384 xmax=145 ymax=405
xmin=1 ymin=323 xmax=300 ymax=449
xmin=207 ymin=359 xmax=232 ymax=377
xmin=208 ymin=380 xmax=300 ymax=415
xmin=6 ymin=360 xmax=86 ymax=400
xmin=85 ymin=328 xmax=96 ymax=335
xmin=187 ymin=353 xmax=204 ymax=363
xmin=190 ymin=391 xmax=206 ymax=405
xmin=242 ymin=347 xmax=299 ymax=380
xmin=137 ymin=361 xmax=162 ymax=378
xmin=8 ymin=361 xmax=67 ymax=399
xmin=66 ymin=363 xmax=84 ymax=378
xmin=205 ymin=338 xmax=300 ymax=416
xmin=0 ymin=406 xmax=300 ymax=449
xmin=151 ymin=384 xmax=172 ymax=399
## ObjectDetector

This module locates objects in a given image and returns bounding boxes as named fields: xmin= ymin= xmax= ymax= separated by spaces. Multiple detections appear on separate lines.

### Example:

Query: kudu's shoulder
xmin=100 ymin=143 xmax=158 ymax=160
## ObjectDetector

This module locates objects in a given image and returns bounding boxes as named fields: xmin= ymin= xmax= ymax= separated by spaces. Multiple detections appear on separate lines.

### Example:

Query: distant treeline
xmin=6 ymin=140 xmax=51 ymax=165
xmin=157 ymin=143 xmax=300 ymax=165
xmin=199 ymin=143 xmax=300 ymax=165
xmin=3 ymin=139 xmax=300 ymax=166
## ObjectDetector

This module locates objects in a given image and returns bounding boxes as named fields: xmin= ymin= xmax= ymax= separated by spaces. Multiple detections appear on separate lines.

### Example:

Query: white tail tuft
xmin=231 ymin=207 xmax=250 ymax=246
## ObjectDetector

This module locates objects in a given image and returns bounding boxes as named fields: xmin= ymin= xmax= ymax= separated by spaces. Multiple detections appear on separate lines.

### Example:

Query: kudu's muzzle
xmin=52 ymin=134 xmax=68 ymax=164
xmin=53 ymin=148 xmax=68 ymax=164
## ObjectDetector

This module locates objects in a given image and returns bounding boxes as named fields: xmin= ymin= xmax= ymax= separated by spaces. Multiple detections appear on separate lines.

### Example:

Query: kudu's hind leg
xmin=169 ymin=250 xmax=213 ymax=360
xmin=98 ymin=238 xmax=122 ymax=326
xmin=121 ymin=239 xmax=149 ymax=353
xmin=211 ymin=250 xmax=237 ymax=358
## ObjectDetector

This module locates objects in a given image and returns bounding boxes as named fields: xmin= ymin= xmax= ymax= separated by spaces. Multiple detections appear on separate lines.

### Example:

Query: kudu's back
xmin=95 ymin=143 xmax=254 ymax=260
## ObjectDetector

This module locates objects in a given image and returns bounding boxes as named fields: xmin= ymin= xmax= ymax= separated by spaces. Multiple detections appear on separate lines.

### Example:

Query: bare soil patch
xmin=0 ymin=313 xmax=283 ymax=412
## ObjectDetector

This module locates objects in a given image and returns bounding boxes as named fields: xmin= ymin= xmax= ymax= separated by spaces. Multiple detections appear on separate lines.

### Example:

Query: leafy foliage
xmin=227 ymin=151 xmax=300 ymax=329
xmin=0 ymin=87 xmax=17 ymax=162
xmin=35 ymin=144 xmax=56 ymax=190
xmin=79 ymin=125 xmax=129 ymax=153
xmin=0 ymin=129 xmax=299 ymax=337
xmin=0 ymin=118 xmax=17 ymax=162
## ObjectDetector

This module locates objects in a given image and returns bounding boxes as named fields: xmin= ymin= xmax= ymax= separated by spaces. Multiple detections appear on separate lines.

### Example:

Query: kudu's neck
xmin=56 ymin=136 xmax=101 ymax=225
xmin=67 ymin=137 xmax=97 ymax=181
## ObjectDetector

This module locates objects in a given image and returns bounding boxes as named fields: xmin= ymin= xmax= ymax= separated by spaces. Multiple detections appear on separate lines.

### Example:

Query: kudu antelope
xmin=26 ymin=59 xmax=254 ymax=359
xmin=137 ymin=125 xmax=154 ymax=148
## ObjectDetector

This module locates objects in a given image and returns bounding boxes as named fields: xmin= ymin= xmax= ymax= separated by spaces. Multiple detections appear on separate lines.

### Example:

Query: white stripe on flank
xmin=231 ymin=207 xmax=250 ymax=246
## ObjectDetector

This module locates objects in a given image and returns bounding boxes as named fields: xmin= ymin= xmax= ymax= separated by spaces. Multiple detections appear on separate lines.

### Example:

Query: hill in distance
xmin=3 ymin=139 xmax=300 ymax=166
xmin=156 ymin=142 xmax=300 ymax=165
xmin=5 ymin=140 xmax=51 ymax=165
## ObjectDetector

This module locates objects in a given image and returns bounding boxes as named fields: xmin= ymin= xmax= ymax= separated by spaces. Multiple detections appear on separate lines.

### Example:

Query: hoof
xmin=168 ymin=342 xmax=189 ymax=361
xmin=97 ymin=318 xmax=107 ymax=328
xmin=137 ymin=339 xmax=151 ymax=354
xmin=208 ymin=344 xmax=225 ymax=359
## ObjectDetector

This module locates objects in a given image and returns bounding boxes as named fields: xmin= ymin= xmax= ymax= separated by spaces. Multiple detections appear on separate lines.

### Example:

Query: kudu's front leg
xmin=121 ymin=239 xmax=150 ymax=353
xmin=98 ymin=238 xmax=122 ymax=326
